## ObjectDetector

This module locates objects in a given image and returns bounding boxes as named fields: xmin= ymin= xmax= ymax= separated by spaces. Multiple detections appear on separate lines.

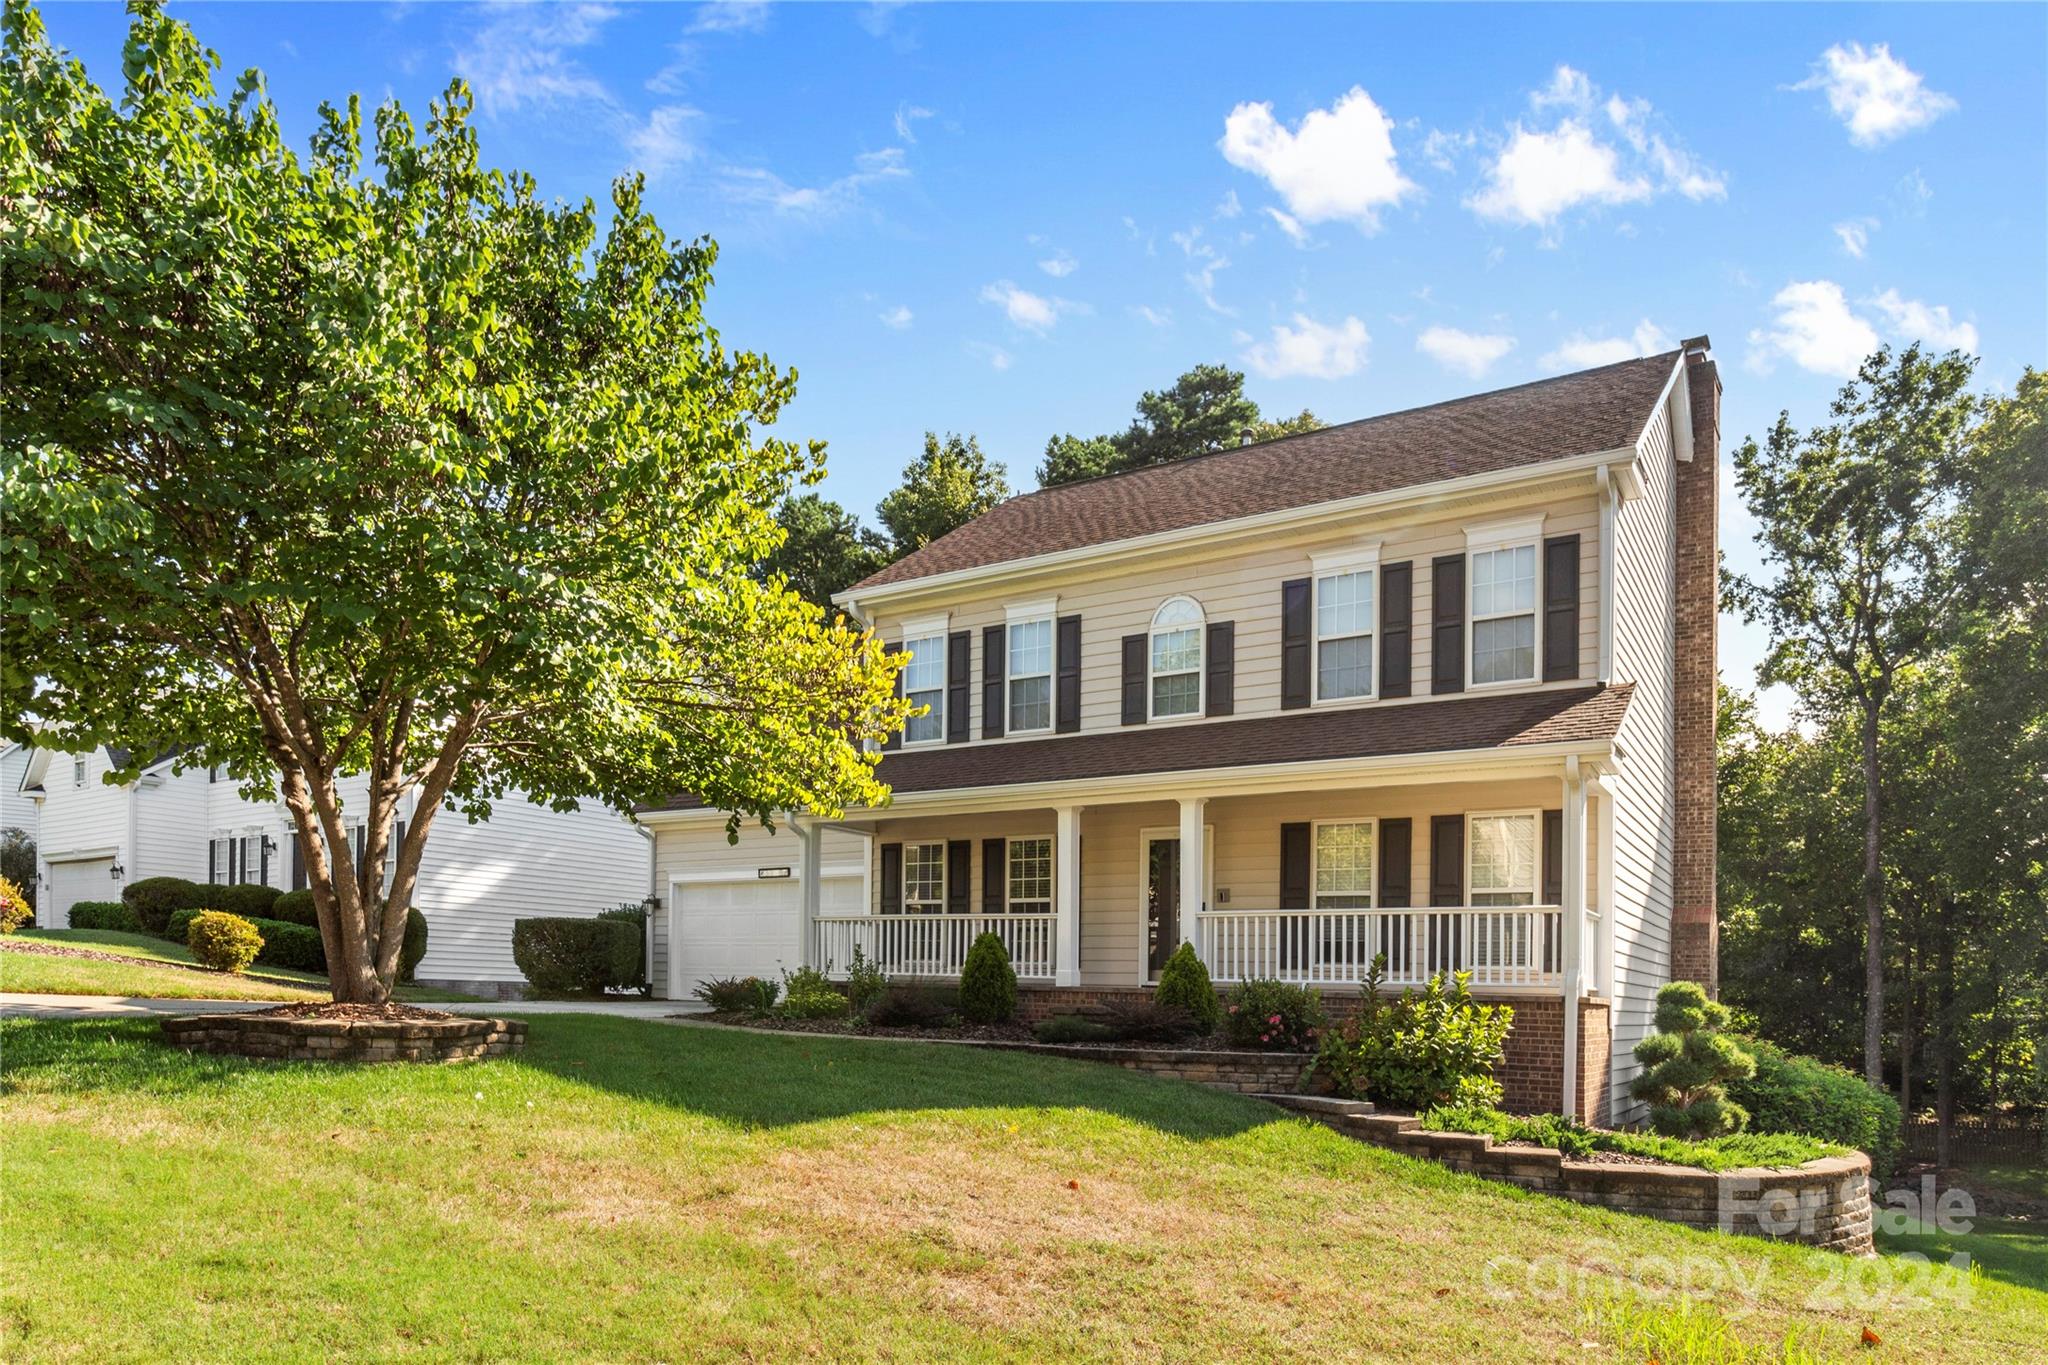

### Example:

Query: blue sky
xmin=39 ymin=2 xmax=2048 ymax=722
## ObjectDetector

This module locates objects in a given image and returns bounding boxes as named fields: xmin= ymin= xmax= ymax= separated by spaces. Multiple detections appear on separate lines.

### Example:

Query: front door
xmin=1145 ymin=836 xmax=1180 ymax=974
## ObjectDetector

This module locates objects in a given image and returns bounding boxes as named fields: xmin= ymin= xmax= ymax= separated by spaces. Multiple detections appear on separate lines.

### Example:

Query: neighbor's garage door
xmin=47 ymin=857 xmax=115 ymax=928
xmin=673 ymin=875 xmax=860 ymax=997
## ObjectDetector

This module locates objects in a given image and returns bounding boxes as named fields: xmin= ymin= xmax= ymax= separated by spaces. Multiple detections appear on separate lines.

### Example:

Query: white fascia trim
xmin=1464 ymin=514 xmax=1547 ymax=552
xmin=1632 ymin=353 xmax=1690 ymax=456
xmin=1309 ymin=540 xmax=1381 ymax=577
xmin=833 ymin=446 xmax=1637 ymax=609
xmin=1004 ymin=596 xmax=1058 ymax=623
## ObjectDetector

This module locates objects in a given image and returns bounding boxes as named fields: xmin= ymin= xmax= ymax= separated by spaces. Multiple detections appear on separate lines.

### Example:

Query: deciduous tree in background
xmin=1 ymin=3 xmax=905 ymax=1002
xmin=874 ymin=431 xmax=1009 ymax=553
xmin=758 ymin=493 xmax=890 ymax=610
xmin=1037 ymin=363 xmax=1322 ymax=486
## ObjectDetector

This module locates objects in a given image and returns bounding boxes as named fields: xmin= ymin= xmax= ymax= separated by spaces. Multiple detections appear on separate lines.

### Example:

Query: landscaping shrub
xmin=591 ymin=904 xmax=646 ymax=993
xmin=1099 ymin=997 xmax=1196 ymax=1043
xmin=122 ymin=876 xmax=210 ymax=935
xmin=165 ymin=906 xmax=204 ymax=945
xmin=957 ymin=932 xmax=1017 ymax=1023
xmin=1417 ymin=1102 xmax=1843 ymax=1172
xmin=1034 ymin=1014 xmax=1114 ymax=1044
xmin=862 ymin=986 xmax=955 ymax=1028
xmin=1631 ymin=981 xmax=1756 ymax=1139
xmin=1728 ymin=1033 xmax=1903 ymax=1176
xmin=778 ymin=965 xmax=849 ymax=1019
xmin=67 ymin=900 xmax=142 ymax=932
xmin=694 ymin=975 xmax=781 ymax=1013
xmin=249 ymin=917 xmax=326 ymax=973
xmin=1223 ymin=978 xmax=1325 ymax=1050
xmin=1155 ymin=941 xmax=1221 ymax=1033
xmin=187 ymin=910 xmax=264 ymax=974
xmin=1314 ymin=959 xmax=1513 ymax=1110
xmin=399 ymin=907 xmax=429 ymax=982
xmin=842 ymin=944 xmax=887 ymax=1015
xmin=269 ymin=890 xmax=318 ymax=926
xmin=512 ymin=917 xmax=642 ymax=995
xmin=210 ymin=883 xmax=281 ymax=921
xmin=0 ymin=875 xmax=30 ymax=934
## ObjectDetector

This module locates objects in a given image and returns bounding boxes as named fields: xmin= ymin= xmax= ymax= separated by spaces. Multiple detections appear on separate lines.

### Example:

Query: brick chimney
xmin=1671 ymin=338 xmax=1720 ymax=996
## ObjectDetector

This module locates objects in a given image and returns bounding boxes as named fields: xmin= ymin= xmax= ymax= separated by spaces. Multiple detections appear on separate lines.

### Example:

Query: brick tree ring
xmin=159 ymin=1002 xmax=526 ymax=1063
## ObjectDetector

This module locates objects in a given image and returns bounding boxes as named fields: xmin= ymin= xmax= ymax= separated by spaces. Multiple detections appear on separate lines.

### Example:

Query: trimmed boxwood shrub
xmin=68 ymin=900 xmax=143 ymax=932
xmin=249 ymin=917 xmax=325 ymax=973
xmin=957 ymin=932 xmax=1017 ymax=1023
xmin=269 ymin=890 xmax=318 ymax=926
xmin=122 ymin=876 xmax=211 ymax=935
xmin=512 ymin=917 xmax=641 ymax=995
xmin=209 ymin=883 xmax=281 ymax=921
xmin=187 ymin=910 xmax=264 ymax=974
xmin=1728 ymin=1034 xmax=1904 ymax=1177
xmin=1155 ymin=941 xmax=1221 ymax=1033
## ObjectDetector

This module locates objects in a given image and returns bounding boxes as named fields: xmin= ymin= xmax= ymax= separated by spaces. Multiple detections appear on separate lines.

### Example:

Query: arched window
xmin=1149 ymin=596 xmax=1205 ymax=719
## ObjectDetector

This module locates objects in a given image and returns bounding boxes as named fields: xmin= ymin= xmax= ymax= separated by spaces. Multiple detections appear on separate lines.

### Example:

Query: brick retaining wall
xmin=162 ymin=1014 xmax=526 ymax=1063
xmin=973 ymin=1039 xmax=1311 ymax=1094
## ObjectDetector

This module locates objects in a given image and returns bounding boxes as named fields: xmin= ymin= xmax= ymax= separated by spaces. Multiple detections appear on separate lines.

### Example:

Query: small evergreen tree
xmin=1155 ymin=941 xmax=1221 ymax=1033
xmin=958 ymin=932 xmax=1018 ymax=1023
xmin=1631 ymin=981 xmax=1757 ymax=1138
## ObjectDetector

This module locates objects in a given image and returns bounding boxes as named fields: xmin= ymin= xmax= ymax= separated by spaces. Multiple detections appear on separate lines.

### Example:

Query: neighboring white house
xmin=1 ymin=740 xmax=37 ymax=846
xmin=17 ymin=746 xmax=652 ymax=996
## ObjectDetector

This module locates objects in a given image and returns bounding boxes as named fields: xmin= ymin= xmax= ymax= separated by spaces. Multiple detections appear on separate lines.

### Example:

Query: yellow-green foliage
xmin=0 ymin=875 xmax=31 ymax=934
xmin=187 ymin=911 xmax=264 ymax=974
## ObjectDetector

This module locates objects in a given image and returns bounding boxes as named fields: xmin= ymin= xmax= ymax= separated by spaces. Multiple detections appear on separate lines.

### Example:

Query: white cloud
xmin=980 ymin=280 xmax=1080 ymax=334
xmin=893 ymin=102 xmax=934 ymax=142
xmin=966 ymin=341 xmax=1012 ymax=372
xmin=1242 ymin=314 xmax=1371 ymax=380
xmin=625 ymin=105 xmax=702 ymax=180
xmin=878 ymin=304 xmax=913 ymax=330
xmin=1532 ymin=65 xmax=1596 ymax=111
xmin=1417 ymin=325 xmax=1517 ymax=378
xmin=1170 ymin=226 xmax=1232 ymax=314
xmin=1869 ymin=288 xmax=1978 ymax=352
xmin=1219 ymin=86 xmax=1417 ymax=232
xmin=1605 ymin=94 xmax=1726 ymax=201
xmin=1833 ymin=218 xmax=1876 ymax=258
xmin=1131 ymin=304 xmax=1173 ymax=328
xmin=1420 ymin=127 xmax=1473 ymax=172
xmin=1215 ymin=189 xmax=1242 ymax=219
xmin=1541 ymin=319 xmax=1674 ymax=371
xmin=1037 ymin=250 xmax=1077 ymax=278
xmin=720 ymin=146 xmax=910 ymax=217
xmin=689 ymin=1 xmax=771 ymax=34
xmin=1263 ymin=206 xmax=1311 ymax=245
xmin=453 ymin=2 xmax=619 ymax=117
xmin=1747 ymin=281 xmax=1879 ymax=377
xmin=1794 ymin=42 xmax=1956 ymax=147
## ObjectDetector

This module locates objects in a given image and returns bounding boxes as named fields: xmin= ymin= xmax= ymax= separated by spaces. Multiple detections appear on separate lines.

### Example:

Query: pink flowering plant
xmin=1222 ymin=978 xmax=1324 ymax=1050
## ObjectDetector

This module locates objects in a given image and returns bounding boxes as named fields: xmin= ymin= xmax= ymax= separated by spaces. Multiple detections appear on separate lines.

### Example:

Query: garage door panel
xmin=49 ymin=859 xmax=115 ymax=928
xmin=672 ymin=875 xmax=858 ymax=996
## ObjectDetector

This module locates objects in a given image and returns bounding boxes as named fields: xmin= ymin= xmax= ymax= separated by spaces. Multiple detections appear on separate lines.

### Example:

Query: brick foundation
xmin=1672 ymin=345 xmax=1720 ymax=996
xmin=161 ymin=1013 xmax=526 ymax=1062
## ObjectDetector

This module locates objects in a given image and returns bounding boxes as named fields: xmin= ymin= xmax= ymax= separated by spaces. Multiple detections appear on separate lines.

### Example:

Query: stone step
xmin=1255 ymin=1093 xmax=1375 ymax=1117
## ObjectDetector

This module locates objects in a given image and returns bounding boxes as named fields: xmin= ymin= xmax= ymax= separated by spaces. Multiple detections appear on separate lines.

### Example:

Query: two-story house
xmin=18 ymin=747 xmax=653 ymax=996
xmin=641 ymin=341 xmax=1722 ymax=1123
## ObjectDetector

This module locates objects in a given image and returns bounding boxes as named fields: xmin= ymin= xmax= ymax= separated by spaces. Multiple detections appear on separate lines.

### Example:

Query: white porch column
xmin=1177 ymin=796 xmax=1207 ymax=954
xmin=795 ymin=814 xmax=822 ymax=971
xmin=1054 ymin=806 xmax=1083 ymax=987
xmin=1560 ymin=759 xmax=1589 ymax=1120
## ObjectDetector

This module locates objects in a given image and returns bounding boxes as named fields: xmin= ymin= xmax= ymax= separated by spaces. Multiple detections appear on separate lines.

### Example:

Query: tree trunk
xmin=1899 ymin=923 xmax=1916 ymax=1119
xmin=1935 ymin=903 xmax=1956 ymax=1171
xmin=1860 ymin=701 xmax=1886 ymax=1087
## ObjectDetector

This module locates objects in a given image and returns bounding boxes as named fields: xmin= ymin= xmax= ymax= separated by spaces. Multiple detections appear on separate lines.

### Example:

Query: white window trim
xmin=1005 ymin=834 xmax=1054 ymax=915
xmin=72 ymin=757 xmax=87 ymax=787
xmin=1465 ymin=523 xmax=1544 ymax=691
xmin=902 ymin=840 xmax=946 ymax=914
xmin=1310 ymin=817 xmax=1378 ymax=910
xmin=898 ymin=619 xmax=949 ymax=747
xmin=1147 ymin=594 xmax=1206 ymax=723
xmin=1310 ymin=543 xmax=1381 ymax=707
xmin=1004 ymin=603 xmax=1056 ymax=736
xmin=1465 ymin=808 xmax=1542 ymax=906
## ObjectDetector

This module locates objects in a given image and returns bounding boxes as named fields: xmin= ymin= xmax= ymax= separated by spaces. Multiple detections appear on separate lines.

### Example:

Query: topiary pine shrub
xmin=1154 ymin=941 xmax=1221 ymax=1034
xmin=187 ymin=910 xmax=264 ymax=974
xmin=958 ymin=932 xmax=1018 ymax=1023
xmin=1631 ymin=981 xmax=1757 ymax=1139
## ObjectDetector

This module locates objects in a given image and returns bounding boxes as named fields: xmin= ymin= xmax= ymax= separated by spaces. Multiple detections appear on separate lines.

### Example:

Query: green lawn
xmin=3 ymin=928 xmax=476 ymax=1003
xmin=3 ymin=1017 xmax=2040 ymax=1362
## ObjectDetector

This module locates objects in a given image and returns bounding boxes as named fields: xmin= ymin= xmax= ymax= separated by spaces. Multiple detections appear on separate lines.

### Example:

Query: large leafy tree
xmin=1037 ymin=363 xmax=1321 ymax=487
xmin=1724 ymin=345 xmax=1980 ymax=1085
xmin=874 ymin=431 xmax=1008 ymax=553
xmin=759 ymin=493 xmax=890 ymax=610
xmin=1 ymin=4 xmax=904 ymax=1002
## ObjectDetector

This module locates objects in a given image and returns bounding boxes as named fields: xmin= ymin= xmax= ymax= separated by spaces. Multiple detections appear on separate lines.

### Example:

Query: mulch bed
xmin=2 ymin=939 xmax=223 ymax=973
xmin=693 ymin=1011 xmax=1036 ymax=1042
xmin=249 ymin=1001 xmax=455 ymax=1022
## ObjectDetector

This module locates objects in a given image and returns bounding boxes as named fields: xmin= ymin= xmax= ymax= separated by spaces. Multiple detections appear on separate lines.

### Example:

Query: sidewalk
xmin=0 ymin=993 xmax=707 ymax=1020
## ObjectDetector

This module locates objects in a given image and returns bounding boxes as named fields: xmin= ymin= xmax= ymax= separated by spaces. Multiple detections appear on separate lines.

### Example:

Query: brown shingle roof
xmin=647 ymin=683 xmax=1630 ymax=811
xmin=849 ymin=352 xmax=1679 ymax=592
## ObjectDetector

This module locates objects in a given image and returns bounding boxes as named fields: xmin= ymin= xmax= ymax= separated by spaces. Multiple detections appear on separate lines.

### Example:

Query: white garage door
xmin=48 ymin=858 xmax=115 ymax=928
xmin=672 ymin=875 xmax=860 ymax=997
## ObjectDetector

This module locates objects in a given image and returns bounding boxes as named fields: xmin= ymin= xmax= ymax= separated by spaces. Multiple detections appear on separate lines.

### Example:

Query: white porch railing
xmin=815 ymin=913 xmax=1057 ymax=982
xmin=1196 ymin=906 xmax=1565 ymax=991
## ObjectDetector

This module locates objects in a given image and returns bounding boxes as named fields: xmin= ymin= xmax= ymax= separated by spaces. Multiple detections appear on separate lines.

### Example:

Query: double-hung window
xmin=900 ymin=629 xmax=947 ymax=744
xmin=1469 ymin=528 xmax=1539 ymax=686
xmin=1312 ymin=821 xmax=1376 ymax=909
xmin=1007 ymin=611 xmax=1054 ymax=734
xmin=1149 ymin=596 xmax=1204 ymax=719
xmin=72 ymin=757 xmax=87 ymax=787
xmin=1467 ymin=812 xmax=1538 ymax=906
xmin=903 ymin=843 xmax=945 ymax=914
xmin=1313 ymin=547 xmax=1378 ymax=702
xmin=209 ymin=833 xmax=267 ymax=886
xmin=1007 ymin=836 xmax=1053 ymax=914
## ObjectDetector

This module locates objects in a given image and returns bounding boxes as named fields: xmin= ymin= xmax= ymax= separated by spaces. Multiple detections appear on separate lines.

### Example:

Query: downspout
xmin=1596 ymin=465 xmax=1617 ymax=685
xmin=1560 ymin=756 xmax=1586 ymax=1122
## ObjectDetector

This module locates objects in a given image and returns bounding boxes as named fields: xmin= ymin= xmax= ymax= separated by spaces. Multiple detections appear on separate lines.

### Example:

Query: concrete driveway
xmin=0 ymin=993 xmax=707 ymax=1020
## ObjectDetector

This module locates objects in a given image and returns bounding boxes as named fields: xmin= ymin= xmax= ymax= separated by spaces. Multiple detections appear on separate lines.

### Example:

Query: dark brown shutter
xmin=982 ymin=839 xmax=1006 ymax=914
xmin=1055 ymin=615 xmax=1082 ymax=733
xmin=982 ymin=624 xmax=1006 ymax=739
xmin=260 ymin=834 xmax=271 ymax=886
xmin=1543 ymin=534 xmax=1581 ymax=682
xmin=1429 ymin=815 xmax=1464 ymax=906
xmin=1280 ymin=578 xmax=1311 ymax=709
xmin=1380 ymin=561 xmax=1412 ymax=699
xmin=882 ymin=644 xmax=904 ymax=752
xmin=946 ymin=631 xmax=971 ymax=743
xmin=1431 ymin=555 xmax=1465 ymax=694
xmin=1379 ymin=818 xmax=1412 ymax=908
xmin=291 ymin=835 xmax=306 ymax=891
xmin=880 ymin=844 xmax=902 ymax=914
xmin=1280 ymin=823 xmax=1311 ymax=910
xmin=1205 ymin=620 xmax=1235 ymax=717
xmin=1120 ymin=633 xmax=1147 ymax=725
xmin=1543 ymin=809 xmax=1563 ymax=904
xmin=946 ymin=840 xmax=971 ymax=914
